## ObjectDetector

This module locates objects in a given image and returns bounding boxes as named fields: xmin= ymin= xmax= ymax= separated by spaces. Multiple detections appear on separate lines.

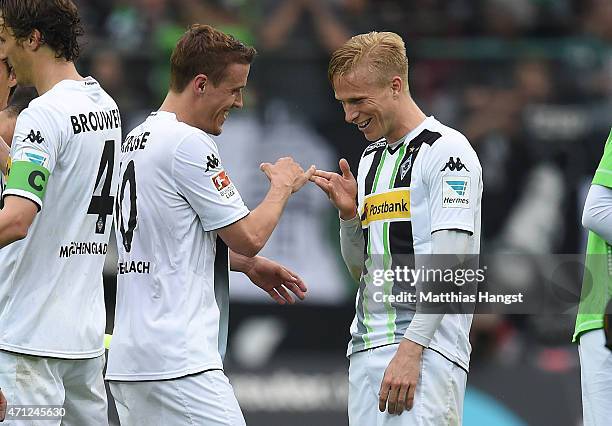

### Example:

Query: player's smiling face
xmin=333 ymin=64 xmax=399 ymax=142
xmin=199 ymin=62 xmax=250 ymax=136
xmin=0 ymin=16 xmax=30 ymax=86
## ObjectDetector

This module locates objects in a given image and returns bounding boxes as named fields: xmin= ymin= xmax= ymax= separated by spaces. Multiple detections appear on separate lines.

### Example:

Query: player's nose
xmin=344 ymin=107 xmax=358 ymax=124
xmin=233 ymin=91 xmax=243 ymax=109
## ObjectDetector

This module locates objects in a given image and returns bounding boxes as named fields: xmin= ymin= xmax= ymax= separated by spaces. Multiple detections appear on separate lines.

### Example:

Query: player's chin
xmin=363 ymin=129 xmax=383 ymax=142
xmin=209 ymin=124 xmax=223 ymax=136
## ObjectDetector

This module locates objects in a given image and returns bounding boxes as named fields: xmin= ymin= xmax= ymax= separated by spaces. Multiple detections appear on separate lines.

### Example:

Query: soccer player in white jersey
xmin=312 ymin=32 xmax=482 ymax=425
xmin=0 ymin=1 xmax=121 ymax=424
xmin=105 ymin=24 xmax=313 ymax=425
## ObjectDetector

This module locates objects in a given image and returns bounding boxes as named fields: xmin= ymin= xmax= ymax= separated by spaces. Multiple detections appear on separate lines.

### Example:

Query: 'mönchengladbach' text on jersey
xmin=0 ymin=77 xmax=121 ymax=358
xmin=105 ymin=111 xmax=249 ymax=381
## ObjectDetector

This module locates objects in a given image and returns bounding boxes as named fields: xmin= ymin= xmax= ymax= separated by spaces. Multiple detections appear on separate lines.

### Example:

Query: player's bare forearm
xmin=229 ymin=249 xmax=256 ymax=273
xmin=229 ymin=251 xmax=307 ymax=304
xmin=220 ymin=184 xmax=292 ymax=257
xmin=0 ymin=196 xmax=37 ymax=248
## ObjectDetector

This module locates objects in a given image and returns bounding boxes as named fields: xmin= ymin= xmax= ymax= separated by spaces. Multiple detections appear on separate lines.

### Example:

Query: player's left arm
xmin=229 ymin=250 xmax=307 ymax=304
xmin=379 ymin=134 xmax=482 ymax=415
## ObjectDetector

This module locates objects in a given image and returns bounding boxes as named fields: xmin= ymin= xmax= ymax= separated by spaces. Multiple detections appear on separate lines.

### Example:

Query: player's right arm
xmin=311 ymin=158 xmax=363 ymax=281
xmin=174 ymin=134 xmax=314 ymax=258
xmin=218 ymin=157 xmax=315 ymax=257
xmin=0 ymin=103 xmax=61 ymax=247
xmin=0 ymin=196 xmax=37 ymax=246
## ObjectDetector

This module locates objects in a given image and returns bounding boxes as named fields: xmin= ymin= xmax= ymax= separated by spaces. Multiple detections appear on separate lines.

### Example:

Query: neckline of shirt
xmin=150 ymin=110 xmax=177 ymax=121
xmin=386 ymin=116 xmax=435 ymax=153
xmin=53 ymin=76 xmax=97 ymax=89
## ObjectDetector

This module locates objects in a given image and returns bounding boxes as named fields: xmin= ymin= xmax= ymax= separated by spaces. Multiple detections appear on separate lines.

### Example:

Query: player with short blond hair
xmin=328 ymin=31 xmax=409 ymax=90
xmin=314 ymin=31 xmax=482 ymax=425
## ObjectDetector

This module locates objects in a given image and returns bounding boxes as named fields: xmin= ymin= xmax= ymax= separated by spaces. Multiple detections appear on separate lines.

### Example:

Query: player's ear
xmin=193 ymin=74 xmax=208 ymax=96
xmin=391 ymin=76 xmax=403 ymax=98
xmin=8 ymin=67 xmax=16 ymax=89
xmin=27 ymin=29 xmax=43 ymax=51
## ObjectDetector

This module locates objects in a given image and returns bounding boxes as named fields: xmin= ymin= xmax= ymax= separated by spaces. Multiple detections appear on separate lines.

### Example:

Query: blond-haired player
xmin=313 ymin=31 xmax=482 ymax=425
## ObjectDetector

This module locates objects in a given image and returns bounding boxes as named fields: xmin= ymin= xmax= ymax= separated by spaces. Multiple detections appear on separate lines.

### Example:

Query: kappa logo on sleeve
xmin=205 ymin=154 xmax=220 ymax=172
xmin=25 ymin=129 xmax=45 ymax=144
xmin=212 ymin=169 xmax=237 ymax=199
xmin=442 ymin=176 xmax=470 ymax=208
xmin=441 ymin=157 xmax=469 ymax=172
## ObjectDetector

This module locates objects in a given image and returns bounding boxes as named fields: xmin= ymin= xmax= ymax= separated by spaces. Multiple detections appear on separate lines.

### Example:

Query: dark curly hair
xmin=170 ymin=24 xmax=257 ymax=93
xmin=0 ymin=0 xmax=84 ymax=62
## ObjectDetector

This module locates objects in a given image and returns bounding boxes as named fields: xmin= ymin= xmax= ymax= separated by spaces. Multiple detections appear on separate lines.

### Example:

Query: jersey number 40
xmin=88 ymin=139 xmax=115 ymax=235
xmin=115 ymin=160 xmax=137 ymax=252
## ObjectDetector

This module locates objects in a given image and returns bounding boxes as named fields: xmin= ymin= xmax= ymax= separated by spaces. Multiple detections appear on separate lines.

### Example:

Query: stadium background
xmin=72 ymin=0 xmax=612 ymax=424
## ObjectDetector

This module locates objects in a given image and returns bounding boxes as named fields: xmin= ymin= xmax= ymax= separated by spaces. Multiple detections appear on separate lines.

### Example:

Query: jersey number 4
xmin=115 ymin=160 xmax=137 ymax=252
xmin=88 ymin=140 xmax=115 ymax=234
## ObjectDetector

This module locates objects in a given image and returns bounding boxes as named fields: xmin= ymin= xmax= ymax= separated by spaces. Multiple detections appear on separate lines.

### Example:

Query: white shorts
xmin=0 ymin=350 xmax=107 ymax=426
xmin=348 ymin=343 xmax=467 ymax=426
xmin=109 ymin=369 xmax=245 ymax=426
xmin=578 ymin=329 xmax=612 ymax=426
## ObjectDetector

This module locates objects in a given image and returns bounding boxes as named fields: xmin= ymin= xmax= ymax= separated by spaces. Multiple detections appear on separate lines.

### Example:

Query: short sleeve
xmin=423 ymin=135 xmax=482 ymax=234
xmin=3 ymin=104 xmax=64 ymax=209
xmin=592 ymin=128 xmax=612 ymax=189
xmin=173 ymin=133 xmax=249 ymax=231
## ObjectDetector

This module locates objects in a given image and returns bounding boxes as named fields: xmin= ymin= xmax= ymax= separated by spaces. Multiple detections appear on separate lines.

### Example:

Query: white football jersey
xmin=105 ymin=111 xmax=249 ymax=381
xmin=349 ymin=116 xmax=482 ymax=372
xmin=0 ymin=77 xmax=121 ymax=358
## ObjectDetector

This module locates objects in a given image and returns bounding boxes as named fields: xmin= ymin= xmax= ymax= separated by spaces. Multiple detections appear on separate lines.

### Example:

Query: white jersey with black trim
xmin=105 ymin=111 xmax=249 ymax=381
xmin=0 ymin=77 xmax=121 ymax=358
xmin=348 ymin=116 xmax=482 ymax=372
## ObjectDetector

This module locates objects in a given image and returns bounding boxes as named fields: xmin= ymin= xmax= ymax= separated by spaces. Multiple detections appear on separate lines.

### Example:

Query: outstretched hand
xmin=244 ymin=256 xmax=307 ymax=304
xmin=310 ymin=158 xmax=358 ymax=220
xmin=260 ymin=157 xmax=316 ymax=194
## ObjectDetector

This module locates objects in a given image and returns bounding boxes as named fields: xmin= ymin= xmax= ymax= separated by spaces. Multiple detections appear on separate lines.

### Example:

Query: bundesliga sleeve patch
xmin=442 ymin=176 xmax=470 ymax=208
xmin=15 ymin=147 xmax=50 ymax=168
xmin=211 ymin=169 xmax=237 ymax=199
xmin=5 ymin=160 xmax=51 ymax=205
